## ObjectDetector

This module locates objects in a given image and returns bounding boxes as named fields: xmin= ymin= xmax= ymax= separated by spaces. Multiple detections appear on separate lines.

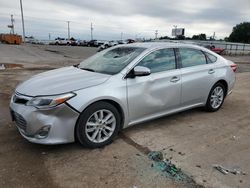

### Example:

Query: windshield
xmin=78 ymin=47 xmax=146 ymax=75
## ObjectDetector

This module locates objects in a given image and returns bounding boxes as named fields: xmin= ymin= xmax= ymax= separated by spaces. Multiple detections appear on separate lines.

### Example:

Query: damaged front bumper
xmin=9 ymin=94 xmax=79 ymax=145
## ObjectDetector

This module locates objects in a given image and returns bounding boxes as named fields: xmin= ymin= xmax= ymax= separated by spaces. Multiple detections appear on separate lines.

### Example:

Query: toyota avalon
xmin=10 ymin=43 xmax=237 ymax=148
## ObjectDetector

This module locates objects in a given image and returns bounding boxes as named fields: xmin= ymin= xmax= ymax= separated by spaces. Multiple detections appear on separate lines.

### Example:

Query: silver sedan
xmin=10 ymin=42 xmax=236 ymax=148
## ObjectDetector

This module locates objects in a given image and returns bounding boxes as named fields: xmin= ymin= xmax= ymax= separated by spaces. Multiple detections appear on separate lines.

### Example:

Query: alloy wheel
xmin=85 ymin=109 xmax=116 ymax=143
xmin=210 ymin=86 xmax=224 ymax=109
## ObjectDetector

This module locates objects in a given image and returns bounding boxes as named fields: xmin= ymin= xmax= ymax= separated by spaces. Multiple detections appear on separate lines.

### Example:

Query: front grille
xmin=11 ymin=110 xmax=27 ymax=131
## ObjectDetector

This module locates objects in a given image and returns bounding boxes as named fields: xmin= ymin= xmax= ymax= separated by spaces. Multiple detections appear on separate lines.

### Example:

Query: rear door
xmin=178 ymin=48 xmax=216 ymax=106
xmin=126 ymin=48 xmax=181 ymax=123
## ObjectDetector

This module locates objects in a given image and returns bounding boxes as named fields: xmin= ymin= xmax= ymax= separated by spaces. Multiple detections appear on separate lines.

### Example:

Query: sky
xmin=0 ymin=0 xmax=249 ymax=40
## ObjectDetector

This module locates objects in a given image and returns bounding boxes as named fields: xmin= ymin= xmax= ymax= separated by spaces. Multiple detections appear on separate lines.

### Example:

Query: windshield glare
xmin=79 ymin=47 xmax=145 ymax=75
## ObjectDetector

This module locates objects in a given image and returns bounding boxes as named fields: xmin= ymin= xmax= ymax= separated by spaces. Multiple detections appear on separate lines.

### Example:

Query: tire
xmin=76 ymin=102 xmax=121 ymax=148
xmin=205 ymin=83 xmax=226 ymax=112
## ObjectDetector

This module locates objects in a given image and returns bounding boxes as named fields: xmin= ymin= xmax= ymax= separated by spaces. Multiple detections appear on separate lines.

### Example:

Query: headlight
xmin=26 ymin=93 xmax=76 ymax=109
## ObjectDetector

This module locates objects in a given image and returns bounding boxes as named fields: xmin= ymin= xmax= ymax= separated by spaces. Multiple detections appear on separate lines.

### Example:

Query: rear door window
xmin=179 ymin=48 xmax=207 ymax=68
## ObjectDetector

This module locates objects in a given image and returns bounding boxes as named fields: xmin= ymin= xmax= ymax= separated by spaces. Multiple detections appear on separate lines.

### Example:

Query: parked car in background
xmin=77 ymin=40 xmax=88 ymax=46
xmin=87 ymin=40 xmax=105 ymax=47
xmin=50 ymin=37 xmax=71 ymax=45
xmin=205 ymin=44 xmax=225 ymax=55
xmin=69 ymin=37 xmax=78 ymax=46
xmin=117 ymin=40 xmax=127 ymax=44
xmin=25 ymin=36 xmax=44 ymax=45
xmin=126 ymin=39 xmax=135 ymax=43
xmin=97 ymin=43 xmax=108 ymax=52
xmin=109 ymin=41 xmax=118 ymax=46
xmin=209 ymin=46 xmax=225 ymax=55
xmin=87 ymin=40 xmax=97 ymax=47
xmin=95 ymin=40 xmax=105 ymax=47
xmin=10 ymin=43 xmax=236 ymax=148
xmin=25 ymin=36 xmax=35 ymax=43
xmin=98 ymin=40 xmax=119 ymax=52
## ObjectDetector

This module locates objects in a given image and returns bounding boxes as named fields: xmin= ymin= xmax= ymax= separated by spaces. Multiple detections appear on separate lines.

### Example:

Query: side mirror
xmin=133 ymin=66 xmax=151 ymax=77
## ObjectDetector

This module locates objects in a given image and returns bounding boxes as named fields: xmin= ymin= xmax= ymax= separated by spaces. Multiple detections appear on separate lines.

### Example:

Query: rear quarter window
xmin=205 ymin=52 xmax=217 ymax=63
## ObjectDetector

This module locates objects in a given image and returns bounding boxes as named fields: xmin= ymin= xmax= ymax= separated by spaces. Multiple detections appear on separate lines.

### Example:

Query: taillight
xmin=230 ymin=63 xmax=237 ymax=72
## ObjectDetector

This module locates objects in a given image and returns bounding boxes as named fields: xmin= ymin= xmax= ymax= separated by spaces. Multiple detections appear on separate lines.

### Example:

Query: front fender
xmin=67 ymin=78 xmax=129 ymax=128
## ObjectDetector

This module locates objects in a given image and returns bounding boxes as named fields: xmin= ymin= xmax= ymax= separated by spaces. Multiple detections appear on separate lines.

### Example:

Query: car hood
xmin=16 ymin=66 xmax=111 ymax=96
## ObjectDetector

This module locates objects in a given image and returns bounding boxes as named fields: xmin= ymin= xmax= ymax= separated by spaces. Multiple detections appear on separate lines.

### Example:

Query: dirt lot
xmin=0 ymin=44 xmax=250 ymax=188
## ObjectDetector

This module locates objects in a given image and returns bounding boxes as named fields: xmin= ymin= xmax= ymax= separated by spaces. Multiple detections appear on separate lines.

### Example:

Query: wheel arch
xmin=205 ymin=79 xmax=229 ymax=105
xmin=99 ymin=99 xmax=125 ymax=130
xmin=74 ymin=99 xmax=125 ymax=142
xmin=214 ymin=79 xmax=228 ymax=96
xmin=205 ymin=79 xmax=228 ymax=112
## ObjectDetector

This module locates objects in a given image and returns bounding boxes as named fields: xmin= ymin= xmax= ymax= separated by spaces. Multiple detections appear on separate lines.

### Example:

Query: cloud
xmin=0 ymin=0 xmax=249 ymax=40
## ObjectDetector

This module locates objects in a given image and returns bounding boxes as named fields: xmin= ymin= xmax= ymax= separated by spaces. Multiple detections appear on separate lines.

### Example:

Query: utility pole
xmin=49 ymin=33 xmax=51 ymax=40
xmin=67 ymin=21 xmax=70 ymax=40
xmin=10 ymin=14 xmax=14 ymax=34
xmin=173 ymin=25 xmax=177 ymax=38
xmin=90 ymin=22 xmax=93 ymax=40
xmin=20 ymin=0 xmax=25 ymax=42
xmin=8 ymin=15 xmax=15 ymax=34
xmin=155 ymin=30 xmax=158 ymax=39
xmin=213 ymin=32 xmax=215 ymax=40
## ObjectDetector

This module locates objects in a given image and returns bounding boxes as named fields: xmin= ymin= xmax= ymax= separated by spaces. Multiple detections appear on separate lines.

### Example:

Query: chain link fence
xmin=158 ymin=39 xmax=250 ymax=55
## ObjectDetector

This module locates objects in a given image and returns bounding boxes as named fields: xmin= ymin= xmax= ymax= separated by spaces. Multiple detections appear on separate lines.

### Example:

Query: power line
xmin=0 ymin=12 xmax=160 ymax=40
xmin=0 ymin=12 xmax=163 ymax=34
xmin=67 ymin=21 xmax=70 ymax=39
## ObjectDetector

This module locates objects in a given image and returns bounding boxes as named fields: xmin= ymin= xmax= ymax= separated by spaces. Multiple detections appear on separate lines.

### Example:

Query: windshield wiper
xmin=80 ymin=67 xmax=95 ymax=72
xmin=73 ymin=64 xmax=96 ymax=72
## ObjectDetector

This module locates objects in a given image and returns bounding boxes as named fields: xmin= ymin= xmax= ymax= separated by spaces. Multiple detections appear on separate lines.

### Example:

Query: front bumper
xmin=10 ymin=94 xmax=79 ymax=145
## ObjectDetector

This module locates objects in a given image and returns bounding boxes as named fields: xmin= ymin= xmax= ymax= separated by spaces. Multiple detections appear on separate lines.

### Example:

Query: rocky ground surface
xmin=0 ymin=44 xmax=249 ymax=188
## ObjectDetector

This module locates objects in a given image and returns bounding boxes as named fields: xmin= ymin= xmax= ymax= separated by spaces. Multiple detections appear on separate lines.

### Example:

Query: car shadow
xmin=13 ymin=107 xmax=205 ymax=153
xmin=123 ymin=107 xmax=205 ymax=133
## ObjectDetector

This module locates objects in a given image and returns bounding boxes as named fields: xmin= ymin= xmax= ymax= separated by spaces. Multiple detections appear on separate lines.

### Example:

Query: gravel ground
xmin=0 ymin=43 xmax=249 ymax=188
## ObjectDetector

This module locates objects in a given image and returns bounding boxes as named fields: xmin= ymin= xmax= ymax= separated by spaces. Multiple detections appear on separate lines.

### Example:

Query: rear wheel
xmin=205 ymin=83 xmax=225 ymax=112
xmin=76 ymin=102 xmax=121 ymax=148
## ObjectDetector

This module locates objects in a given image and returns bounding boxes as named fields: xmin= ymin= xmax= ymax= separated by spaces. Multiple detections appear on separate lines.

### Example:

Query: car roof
xmin=124 ymin=42 xmax=206 ymax=50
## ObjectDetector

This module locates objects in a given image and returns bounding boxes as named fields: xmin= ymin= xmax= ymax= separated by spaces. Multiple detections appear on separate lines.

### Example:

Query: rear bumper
xmin=10 ymin=95 xmax=79 ymax=145
xmin=227 ymin=71 xmax=236 ymax=97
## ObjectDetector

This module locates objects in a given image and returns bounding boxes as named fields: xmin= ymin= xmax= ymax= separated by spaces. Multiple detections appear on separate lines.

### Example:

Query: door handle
xmin=170 ymin=76 xmax=180 ymax=83
xmin=208 ymin=69 xmax=215 ymax=74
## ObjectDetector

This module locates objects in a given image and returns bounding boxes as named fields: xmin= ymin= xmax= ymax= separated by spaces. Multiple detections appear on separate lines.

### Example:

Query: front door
xmin=126 ymin=48 xmax=182 ymax=124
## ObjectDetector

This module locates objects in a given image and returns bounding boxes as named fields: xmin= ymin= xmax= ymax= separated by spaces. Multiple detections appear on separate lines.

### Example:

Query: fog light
xmin=35 ymin=126 xmax=50 ymax=139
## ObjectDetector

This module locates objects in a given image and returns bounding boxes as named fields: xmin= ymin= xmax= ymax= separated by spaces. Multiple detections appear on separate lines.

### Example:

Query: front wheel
xmin=205 ymin=83 xmax=225 ymax=112
xmin=76 ymin=102 xmax=121 ymax=148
